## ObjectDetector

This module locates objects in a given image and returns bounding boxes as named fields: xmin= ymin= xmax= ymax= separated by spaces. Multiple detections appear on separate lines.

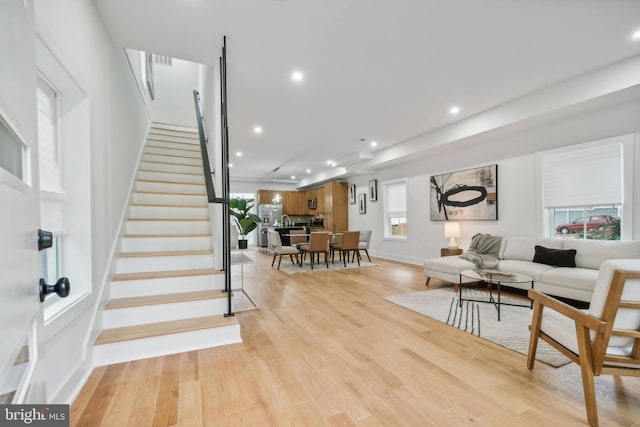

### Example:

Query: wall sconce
xmin=444 ymin=222 xmax=461 ymax=249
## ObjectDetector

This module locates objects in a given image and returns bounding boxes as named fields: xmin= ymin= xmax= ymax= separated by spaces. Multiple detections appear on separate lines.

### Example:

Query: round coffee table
xmin=459 ymin=269 xmax=534 ymax=321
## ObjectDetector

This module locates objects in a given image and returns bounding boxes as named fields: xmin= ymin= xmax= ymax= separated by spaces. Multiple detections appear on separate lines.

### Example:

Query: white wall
xmin=151 ymin=58 xmax=200 ymax=127
xmin=33 ymin=0 xmax=150 ymax=402
xmin=349 ymin=98 xmax=640 ymax=265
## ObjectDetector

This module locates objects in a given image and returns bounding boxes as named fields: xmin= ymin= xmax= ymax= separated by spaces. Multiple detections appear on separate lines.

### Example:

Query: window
xmin=383 ymin=179 xmax=407 ymax=239
xmin=539 ymin=135 xmax=632 ymax=240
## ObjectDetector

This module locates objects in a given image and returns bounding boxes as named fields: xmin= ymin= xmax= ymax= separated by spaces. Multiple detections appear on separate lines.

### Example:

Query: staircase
xmin=93 ymin=123 xmax=241 ymax=366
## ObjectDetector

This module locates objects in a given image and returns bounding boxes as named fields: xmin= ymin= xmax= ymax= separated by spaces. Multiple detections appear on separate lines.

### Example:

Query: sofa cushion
xmin=539 ymin=267 xmax=598 ymax=292
xmin=562 ymin=239 xmax=640 ymax=269
xmin=424 ymin=256 xmax=475 ymax=276
xmin=533 ymin=245 xmax=577 ymax=267
xmin=498 ymin=259 xmax=556 ymax=282
xmin=500 ymin=237 xmax=563 ymax=261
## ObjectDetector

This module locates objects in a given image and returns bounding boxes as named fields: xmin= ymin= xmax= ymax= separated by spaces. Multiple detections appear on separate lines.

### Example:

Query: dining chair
xmin=356 ymin=230 xmax=372 ymax=262
xmin=289 ymin=229 xmax=308 ymax=250
xmin=527 ymin=259 xmax=640 ymax=426
xmin=299 ymin=232 xmax=330 ymax=270
xmin=331 ymin=231 xmax=361 ymax=267
xmin=269 ymin=231 xmax=299 ymax=270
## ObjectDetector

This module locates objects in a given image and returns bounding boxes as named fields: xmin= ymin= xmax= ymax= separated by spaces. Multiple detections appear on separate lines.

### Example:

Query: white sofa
xmin=424 ymin=237 xmax=640 ymax=302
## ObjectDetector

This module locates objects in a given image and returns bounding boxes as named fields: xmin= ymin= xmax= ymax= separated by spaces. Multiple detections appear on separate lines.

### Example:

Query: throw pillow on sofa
xmin=533 ymin=245 xmax=577 ymax=267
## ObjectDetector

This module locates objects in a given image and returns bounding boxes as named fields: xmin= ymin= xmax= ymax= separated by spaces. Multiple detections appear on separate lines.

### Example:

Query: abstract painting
xmin=430 ymin=164 xmax=498 ymax=220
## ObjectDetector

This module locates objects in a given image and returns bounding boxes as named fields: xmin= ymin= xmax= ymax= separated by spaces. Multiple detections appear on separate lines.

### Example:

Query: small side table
xmin=441 ymin=248 xmax=463 ymax=257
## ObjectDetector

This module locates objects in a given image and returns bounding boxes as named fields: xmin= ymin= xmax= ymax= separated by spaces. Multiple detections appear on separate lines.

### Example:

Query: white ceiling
xmin=94 ymin=0 xmax=640 ymax=187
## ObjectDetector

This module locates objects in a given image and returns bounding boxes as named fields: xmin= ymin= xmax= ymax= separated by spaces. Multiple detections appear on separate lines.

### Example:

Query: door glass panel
xmin=0 ymin=115 xmax=26 ymax=180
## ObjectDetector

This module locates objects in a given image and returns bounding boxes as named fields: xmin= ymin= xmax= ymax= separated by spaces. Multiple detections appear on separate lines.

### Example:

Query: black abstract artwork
xmin=430 ymin=164 xmax=498 ymax=221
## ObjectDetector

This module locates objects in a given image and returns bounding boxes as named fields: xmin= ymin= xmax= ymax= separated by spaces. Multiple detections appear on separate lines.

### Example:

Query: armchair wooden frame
xmin=527 ymin=268 xmax=640 ymax=427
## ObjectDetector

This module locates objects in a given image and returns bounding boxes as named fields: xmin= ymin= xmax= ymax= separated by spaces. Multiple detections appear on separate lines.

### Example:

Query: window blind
xmin=385 ymin=181 xmax=406 ymax=214
xmin=37 ymin=78 xmax=65 ymax=233
xmin=541 ymin=141 xmax=622 ymax=209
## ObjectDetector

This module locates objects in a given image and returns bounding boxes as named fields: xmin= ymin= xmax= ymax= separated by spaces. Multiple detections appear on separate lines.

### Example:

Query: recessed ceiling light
xmin=236 ymin=151 xmax=242 ymax=157
xmin=326 ymin=160 xmax=333 ymax=165
xmin=449 ymin=106 xmax=460 ymax=115
xmin=306 ymin=169 xmax=311 ymax=174
xmin=291 ymin=175 xmax=296 ymax=179
xmin=633 ymin=29 xmax=640 ymax=40
xmin=370 ymin=141 xmax=378 ymax=147
xmin=291 ymin=70 xmax=304 ymax=83
xmin=253 ymin=126 xmax=262 ymax=134
xmin=228 ymin=163 xmax=234 ymax=168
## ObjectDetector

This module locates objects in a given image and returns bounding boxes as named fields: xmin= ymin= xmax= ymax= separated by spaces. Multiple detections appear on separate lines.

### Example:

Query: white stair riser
xmin=0 ymin=363 xmax=27 ymax=395
xmin=149 ymin=130 xmax=198 ymax=140
xmin=140 ymin=161 xmax=202 ymax=174
xmin=116 ymin=253 xmax=214 ymax=274
xmin=145 ymin=139 xmax=198 ymax=151
xmin=138 ymin=170 xmax=204 ymax=184
xmin=103 ymin=298 xmax=229 ymax=328
xmin=145 ymin=146 xmax=201 ymax=158
xmin=142 ymin=153 xmax=202 ymax=166
xmin=132 ymin=192 xmax=208 ymax=206
xmin=121 ymin=235 xmax=212 ymax=252
xmin=93 ymin=323 xmax=242 ymax=366
xmin=110 ymin=274 xmax=225 ymax=298
xmin=136 ymin=181 xmax=206 ymax=195
xmin=129 ymin=205 xmax=209 ymax=220
xmin=126 ymin=220 xmax=211 ymax=235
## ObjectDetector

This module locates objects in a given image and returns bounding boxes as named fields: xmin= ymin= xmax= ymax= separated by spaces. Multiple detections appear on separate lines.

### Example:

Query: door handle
xmin=39 ymin=277 xmax=70 ymax=302
xmin=38 ymin=229 xmax=53 ymax=251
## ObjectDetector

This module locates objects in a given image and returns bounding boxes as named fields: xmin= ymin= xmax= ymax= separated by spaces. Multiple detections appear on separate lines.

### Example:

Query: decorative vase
xmin=238 ymin=239 xmax=248 ymax=249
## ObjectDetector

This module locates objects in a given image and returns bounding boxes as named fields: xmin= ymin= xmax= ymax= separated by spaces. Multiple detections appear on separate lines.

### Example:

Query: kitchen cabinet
xmin=283 ymin=191 xmax=300 ymax=215
xmin=323 ymin=182 xmax=348 ymax=233
xmin=257 ymin=190 xmax=276 ymax=205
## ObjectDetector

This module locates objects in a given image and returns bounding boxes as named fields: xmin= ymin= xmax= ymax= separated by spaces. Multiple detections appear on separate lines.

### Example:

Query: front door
xmin=0 ymin=0 xmax=46 ymax=403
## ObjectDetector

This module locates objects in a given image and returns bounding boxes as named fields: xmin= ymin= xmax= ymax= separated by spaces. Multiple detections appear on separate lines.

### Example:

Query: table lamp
xmin=444 ymin=222 xmax=460 ymax=250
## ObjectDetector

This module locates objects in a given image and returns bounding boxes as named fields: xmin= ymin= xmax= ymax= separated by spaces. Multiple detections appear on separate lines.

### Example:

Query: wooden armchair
xmin=527 ymin=259 xmax=640 ymax=426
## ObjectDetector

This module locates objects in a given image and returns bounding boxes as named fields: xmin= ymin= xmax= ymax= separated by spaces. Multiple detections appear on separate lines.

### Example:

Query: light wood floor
xmin=71 ymin=252 xmax=640 ymax=426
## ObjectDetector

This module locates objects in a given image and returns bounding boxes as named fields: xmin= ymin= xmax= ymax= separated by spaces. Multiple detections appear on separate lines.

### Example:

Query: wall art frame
xmin=369 ymin=179 xmax=378 ymax=201
xmin=358 ymin=193 xmax=366 ymax=214
xmin=348 ymin=184 xmax=356 ymax=204
xmin=430 ymin=164 xmax=498 ymax=221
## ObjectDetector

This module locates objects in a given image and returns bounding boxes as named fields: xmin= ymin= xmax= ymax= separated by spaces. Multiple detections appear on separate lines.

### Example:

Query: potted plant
xmin=229 ymin=198 xmax=262 ymax=249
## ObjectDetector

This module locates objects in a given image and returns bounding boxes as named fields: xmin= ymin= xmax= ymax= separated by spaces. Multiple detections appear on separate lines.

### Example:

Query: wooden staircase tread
xmin=146 ymin=144 xmax=200 ymax=153
xmin=137 ymin=179 xmax=205 ymax=186
xmin=112 ymin=268 xmax=222 ymax=281
xmin=118 ymin=250 xmax=213 ymax=258
xmin=105 ymin=290 xmax=229 ymax=310
xmin=94 ymin=315 xmax=237 ymax=345
xmin=130 ymin=203 xmax=208 ymax=208
xmin=123 ymin=233 xmax=212 ymax=238
xmin=138 ymin=169 xmax=203 ymax=176
xmin=150 ymin=127 xmax=198 ymax=135
xmin=127 ymin=217 xmax=209 ymax=221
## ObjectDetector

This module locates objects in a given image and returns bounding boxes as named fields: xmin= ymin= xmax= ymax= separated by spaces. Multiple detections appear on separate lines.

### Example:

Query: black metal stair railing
xmin=192 ymin=36 xmax=232 ymax=317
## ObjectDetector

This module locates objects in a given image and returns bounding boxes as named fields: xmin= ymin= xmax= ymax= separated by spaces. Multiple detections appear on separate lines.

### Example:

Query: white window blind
xmin=386 ymin=181 xmax=406 ymax=214
xmin=37 ymin=79 xmax=62 ymax=194
xmin=542 ymin=142 xmax=622 ymax=208
xmin=37 ymin=78 xmax=65 ymax=234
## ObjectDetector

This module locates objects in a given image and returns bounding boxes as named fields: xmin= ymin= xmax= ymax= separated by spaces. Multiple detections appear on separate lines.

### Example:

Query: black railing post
xmin=193 ymin=40 xmax=233 ymax=316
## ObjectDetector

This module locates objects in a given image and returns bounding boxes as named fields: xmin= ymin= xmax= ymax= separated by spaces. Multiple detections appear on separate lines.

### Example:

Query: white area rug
xmin=385 ymin=287 xmax=571 ymax=367
xmin=277 ymin=259 xmax=378 ymax=274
